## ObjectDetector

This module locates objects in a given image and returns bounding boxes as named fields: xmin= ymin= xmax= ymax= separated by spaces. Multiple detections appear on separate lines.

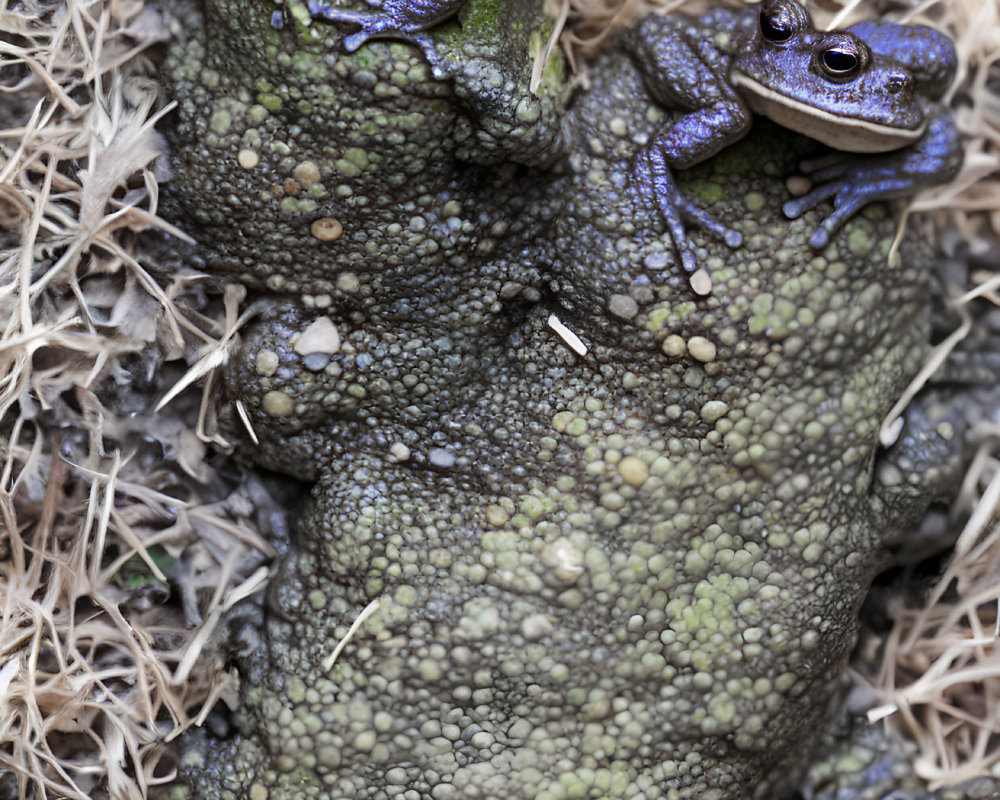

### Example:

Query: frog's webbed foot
xmin=782 ymin=152 xmax=912 ymax=248
xmin=783 ymin=111 xmax=962 ymax=249
xmin=307 ymin=0 xmax=449 ymax=72
xmin=635 ymin=147 xmax=742 ymax=292
xmin=675 ymin=193 xmax=744 ymax=249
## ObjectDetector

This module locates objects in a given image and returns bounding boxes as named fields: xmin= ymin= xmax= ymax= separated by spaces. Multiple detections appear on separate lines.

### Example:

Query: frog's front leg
xmin=784 ymin=107 xmax=961 ymax=248
xmin=308 ymin=0 xmax=464 ymax=68
xmin=626 ymin=12 xmax=752 ymax=282
xmin=638 ymin=147 xmax=744 ymax=279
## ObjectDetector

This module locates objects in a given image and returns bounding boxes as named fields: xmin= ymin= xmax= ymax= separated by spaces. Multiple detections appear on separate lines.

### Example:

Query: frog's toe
xmin=782 ymin=198 xmax=801 ymax=219
xmin=808 ymin=225 xmax=831 ymax=249
xmin=307 ymin=0 xmax=347 ymax=22
xmin=782 ymin=182 xmax=839 ymax=221
xmin=796 ymin=152 xmax=853 ymax=182
xmin=634 ymin=148 xmax=741 ymax=278
xmin=306 ymin=2 xmax=380 ymax=51
xmin=807 ymin=200 xmax=871 ymax=249
xmin=675 ymin=193 xmax=742 ymax=249
xmin=310 ymin=4 xmax=447 ymax=66
xmin=783 ymin=182 xmax=868 ymax=249
xmin=342 ymin=29 xmax=372 ymax=51
xmin=678 ymin=245 xmax=697 ymax=276
xmin=408 ymin=32 xmax=446 ymax=69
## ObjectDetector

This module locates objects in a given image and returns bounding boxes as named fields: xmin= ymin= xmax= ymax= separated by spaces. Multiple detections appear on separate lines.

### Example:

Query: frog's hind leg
xmin=784 ymin=160 xmax=939 ymax=249
xmin=784 ymin=184 xmax=879 ymax=249
xmin=784 ymin=110 xmax=961 ymax=249
xmin=307 ymin=0 xmax=374 ymax=49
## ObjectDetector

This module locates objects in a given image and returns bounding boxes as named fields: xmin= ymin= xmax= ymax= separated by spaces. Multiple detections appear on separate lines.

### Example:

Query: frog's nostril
xmin=886 ymin=70 xmax=912 ymax=94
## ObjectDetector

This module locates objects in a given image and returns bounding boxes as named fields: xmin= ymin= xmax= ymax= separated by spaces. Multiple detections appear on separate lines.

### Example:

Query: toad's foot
xmin=634 ymin=147 xmax=742 ymax=289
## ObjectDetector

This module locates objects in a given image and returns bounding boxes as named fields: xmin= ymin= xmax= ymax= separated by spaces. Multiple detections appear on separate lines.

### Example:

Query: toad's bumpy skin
xmin=161 ymin=1 xmax=942 ymax=798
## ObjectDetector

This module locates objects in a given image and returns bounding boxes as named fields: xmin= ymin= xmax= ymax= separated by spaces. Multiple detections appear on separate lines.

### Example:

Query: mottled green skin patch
xmin=160 ymin=1 xmax=933 ymax=798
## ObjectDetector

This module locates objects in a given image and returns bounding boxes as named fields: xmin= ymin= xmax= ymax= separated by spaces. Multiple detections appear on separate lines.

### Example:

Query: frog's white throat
xmin=731 ymin=69 xmax=926 ymax=153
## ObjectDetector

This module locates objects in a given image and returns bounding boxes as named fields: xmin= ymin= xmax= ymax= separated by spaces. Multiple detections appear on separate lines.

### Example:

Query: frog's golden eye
xmin=758 ymin=0 xmax=808 ymax=44
xmin=816 ymin=34 xmax=870 ymax=81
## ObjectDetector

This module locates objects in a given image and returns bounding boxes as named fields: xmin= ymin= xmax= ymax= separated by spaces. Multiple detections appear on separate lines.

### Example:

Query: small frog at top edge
xmin=625 ymin=0 xmax=961 ymax=278
xmin=305 ymin=0 xmax=465 ymax=70
xmin=306 ymin=0 xmax=962 ymax=287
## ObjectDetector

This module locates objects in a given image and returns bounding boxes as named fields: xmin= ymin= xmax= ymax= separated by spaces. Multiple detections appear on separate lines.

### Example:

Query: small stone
xmin=336 ymin=271 xmax=359 ymax=292
xmin=311 ymin=217 xmax=344 ymax=242
xmin=618 ymin=456 xmax=649 ymax=487
xmin=688 ymin=336 xmax=717 ymax=363
xmin=608 ymin=294 xmax=638 ymax=319
xmin=262 ymin=391 xmax=294 ymax=416
xmin=520 ymin=613 xmax=554 ymax=640
xmin=485 ymin=505 xmax=509 ymax=526
xmin=690 ymin=269 xmax=712 ymax=295
xmin=352 ymin=730 xmax=376 ymax=752
xmin=293 ymin=160 xmax=321 ymax=188
xmin=541 ymin=538 xmax=584 ymax=585
xmin=249 ymin=783 xmax=269 ymax=800
xmin=469 ymin=731 xmax=494 ymax=749
xmin=302 ymin=352 xmax=331 ymax=371
xmin=255 ymin=349 xmax=279 ymax=376
xmin=700 ymin=400 xmax=729 ymax=423
xmin=786 ymin=175 xmax=812 ymax=196
xmin=389 ymin=442 xmax=411 ymax=461
xmin=294 ymin=316 xmax=341 ymax=356
xmin=662 ymin=335 xmax=686 ymax=357
xmin=429 ymin=448 xmax=456 ymax=468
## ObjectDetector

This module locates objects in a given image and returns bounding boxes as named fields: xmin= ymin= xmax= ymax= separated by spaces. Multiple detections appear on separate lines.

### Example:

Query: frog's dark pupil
xmin=759 ymin=10 xmax=794 ymax=42
xmin=822 ymin=46 xmax=858 ymax=74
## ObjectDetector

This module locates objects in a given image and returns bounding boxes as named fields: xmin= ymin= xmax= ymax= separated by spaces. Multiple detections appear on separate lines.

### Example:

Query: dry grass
xmin=1 ymin=0 xmax=998 ymax=797
xmin=871 ymin=268 xmax=1000 ymax=786
xmin=0 ymin=0 xmax=274 ymax=796
xmin=864 ymin=0 xmax=1000 ymax=790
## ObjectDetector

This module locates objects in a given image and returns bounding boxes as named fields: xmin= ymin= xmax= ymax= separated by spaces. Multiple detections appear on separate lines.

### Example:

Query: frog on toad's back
xmin=305 ymin=0 xmax=464 ymax=68
xmin=627 ymin=0 xmax=961 ymax=273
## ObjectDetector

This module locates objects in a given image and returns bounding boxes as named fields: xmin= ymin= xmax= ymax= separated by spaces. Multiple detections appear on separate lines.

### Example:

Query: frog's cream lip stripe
xmin=731 ymin=69 xmax=927 ymax=152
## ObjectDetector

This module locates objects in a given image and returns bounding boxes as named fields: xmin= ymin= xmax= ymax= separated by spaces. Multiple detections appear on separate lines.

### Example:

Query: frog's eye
xmin=816 ymin=35 xmax=870 ymax=81
xmin=758 ymin=0 xmax=809 ymax=44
